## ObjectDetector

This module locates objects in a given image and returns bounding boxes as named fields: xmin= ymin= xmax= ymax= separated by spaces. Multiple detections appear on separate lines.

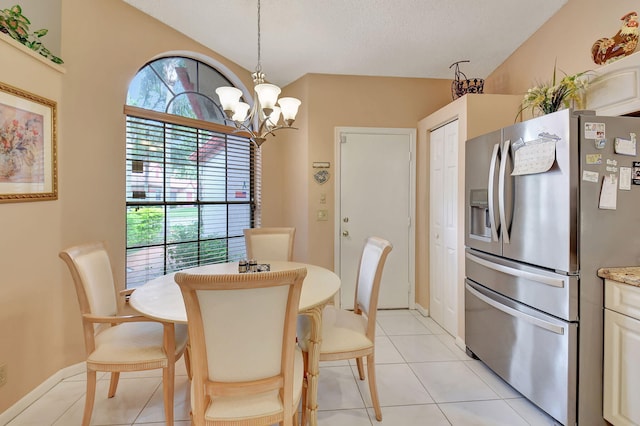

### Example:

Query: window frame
xmin=124 ymin=56 xmax=259 ymax=289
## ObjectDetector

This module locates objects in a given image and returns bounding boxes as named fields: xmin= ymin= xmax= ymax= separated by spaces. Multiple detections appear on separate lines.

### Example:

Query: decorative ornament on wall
xmin=450 ymin=60 xmax=484 ymax=100
xmin=591 ymin=11 xmax=639 ymax=65
xmin=312 ymin=162 xmax=330 ymax=184
xmin=313 ymin=169 xmax=329 ymax=185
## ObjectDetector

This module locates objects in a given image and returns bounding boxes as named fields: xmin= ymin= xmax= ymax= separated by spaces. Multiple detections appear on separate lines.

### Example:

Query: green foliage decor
xmin=520 ymin=62 xmax=589 ymax=118
xmin=0 ymin=4 xmax=63 ymax=64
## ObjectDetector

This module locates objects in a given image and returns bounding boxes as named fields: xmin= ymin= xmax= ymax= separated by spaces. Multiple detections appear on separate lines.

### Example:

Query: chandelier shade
xmin=215 ymin=0 xmax=301 ymax=147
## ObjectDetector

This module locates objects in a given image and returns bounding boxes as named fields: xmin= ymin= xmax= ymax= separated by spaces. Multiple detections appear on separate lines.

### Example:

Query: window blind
xmin=125 ymin=114 xmax=256 ymax=288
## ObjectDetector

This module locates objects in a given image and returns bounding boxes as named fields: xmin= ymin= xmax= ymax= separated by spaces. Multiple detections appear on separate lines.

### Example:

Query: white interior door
xmin=429 ymin=126 xmax=445 ymax=323
xmin=336 ymin=128 xmax=414 ymax=310
xmin=429 ymin=120 xmax=458 ymax=335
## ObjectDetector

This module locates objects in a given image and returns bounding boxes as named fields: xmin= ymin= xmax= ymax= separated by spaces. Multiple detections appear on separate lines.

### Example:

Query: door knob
xmin=342 ymin=230 xmax=349 ymax=237
xmin=343 ymin=217 xmax=349 ymax=223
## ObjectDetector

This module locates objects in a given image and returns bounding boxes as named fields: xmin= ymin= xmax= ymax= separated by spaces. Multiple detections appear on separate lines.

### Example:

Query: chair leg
xmin=300 ymin=351 xmax=309 ymax=426
xmin=355 ymin=357 xmax=365 ymax=380
xmin=108 ymin=372 xmax=120 ymax=398
xmin=162 ymin=363 xmax=175 ymax=425
xmin=366 ymin=354 xmax=382 ymax=421
xmin=83 ymin=370 xmax=97 ymax=426
xmin=184 ymin=343 xmax=192 ymax=380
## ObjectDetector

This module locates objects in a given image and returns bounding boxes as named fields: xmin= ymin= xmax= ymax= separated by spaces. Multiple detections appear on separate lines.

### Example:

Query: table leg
xmin=300 ymin=305 xmax=324 ymax=426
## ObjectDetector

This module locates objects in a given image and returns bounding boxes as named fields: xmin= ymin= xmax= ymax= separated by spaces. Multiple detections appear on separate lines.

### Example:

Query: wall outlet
xmin=0 ymin=364 xmax=6 ymax=387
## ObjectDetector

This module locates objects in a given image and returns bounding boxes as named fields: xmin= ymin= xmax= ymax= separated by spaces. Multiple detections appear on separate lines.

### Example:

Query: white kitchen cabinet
xmin=604 ymin=279 xmax=640 ymax=426
xmin=417 ymin=94 xmax=521 ymax=343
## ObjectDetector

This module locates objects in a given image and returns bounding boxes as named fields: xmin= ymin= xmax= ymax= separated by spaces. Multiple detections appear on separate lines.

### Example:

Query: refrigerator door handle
xmin=498 ymin=139 xmax=511 ymax=244
xmin=487 ymin=143 xmax=500 ymax=242
xmin=466 ymin=252 xmax=566 ymax=288
xmin=466 ymin=283 xmax=565 ymax=335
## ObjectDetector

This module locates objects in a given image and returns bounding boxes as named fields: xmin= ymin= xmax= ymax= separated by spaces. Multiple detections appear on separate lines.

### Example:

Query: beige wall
xmin=0 ymin=36 xmax=65 ymax=413
xmin=0 ymin=0 xmax=626 ymax=415
xmin=262 ymin=73 xmax=452 ymax=272
xmin=486 ymin=0 xmax=636 ymax=94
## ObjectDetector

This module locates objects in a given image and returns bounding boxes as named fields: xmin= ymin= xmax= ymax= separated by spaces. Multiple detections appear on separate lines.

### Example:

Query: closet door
xmin=429 ymin=120 xmax=458 ymax=335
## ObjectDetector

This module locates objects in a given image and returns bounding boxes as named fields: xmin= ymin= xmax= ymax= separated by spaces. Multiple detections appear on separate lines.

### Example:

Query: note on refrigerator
xmin=614 ymin=133 xmax=637 ymax=156
xmin=619 ymin=167 xmax=632 ymax=190
xmin=511 ymin=133 xmax=560 ymax=176
xmin=599 ymin=174 xmax=618 ymax=210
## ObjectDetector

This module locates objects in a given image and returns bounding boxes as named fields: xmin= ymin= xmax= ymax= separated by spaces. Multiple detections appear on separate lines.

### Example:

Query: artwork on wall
xmin=0 ymin=81 xmax=57 ymax=202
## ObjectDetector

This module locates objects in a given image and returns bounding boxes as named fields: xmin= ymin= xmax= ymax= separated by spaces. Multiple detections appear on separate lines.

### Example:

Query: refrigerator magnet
xmin=586 ymin=154 xmax=602 ymax=165
xmin=620 ymin=167 xmax=632 ymax=190
xmin=614 ymin=134 xmax=637 ymax=156
xmin=583 ymin=170 xmax=599 ymax=183
xmin=584 ymin=122 xmax=605 ymax=140
xmin=633 ymin=161 xmax=640 ymax=185
xmin=595 ymin=139 xmax=606 ymax=149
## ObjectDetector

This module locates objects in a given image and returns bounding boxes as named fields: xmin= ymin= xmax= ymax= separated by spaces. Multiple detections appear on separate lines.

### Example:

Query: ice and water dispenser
xmin=469 ymin=189 xmax=491 ymax=240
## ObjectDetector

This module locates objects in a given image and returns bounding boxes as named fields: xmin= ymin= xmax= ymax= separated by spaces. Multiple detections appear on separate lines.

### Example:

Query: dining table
xmin=128 ymin=260 xmax=340 ymax=426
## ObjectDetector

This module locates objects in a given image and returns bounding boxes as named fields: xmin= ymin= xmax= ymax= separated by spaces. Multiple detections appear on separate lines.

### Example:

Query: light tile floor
xmin=5 ymin=310 xmax=560 ymax=425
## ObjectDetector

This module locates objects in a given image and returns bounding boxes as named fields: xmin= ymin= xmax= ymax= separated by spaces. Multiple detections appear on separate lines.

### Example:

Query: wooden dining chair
xmin=298 ymin=236 xmax=392 ymax=422
xmin=175 ymin=267 xmax=307 ymax=426
xmin=243 ymin=227 xmax=296 ymax=261
xmin=59 ymin=241 xmax=189 ymax=426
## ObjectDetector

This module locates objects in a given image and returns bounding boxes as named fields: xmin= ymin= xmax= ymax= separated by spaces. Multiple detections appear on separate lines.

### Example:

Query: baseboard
xmin=455 ymin=336 xmax=466 ymax=352
xmin=0 ymin=362 xmax=85 ymax=424
xmin=414 ymin=303 xmax=429 ymax=317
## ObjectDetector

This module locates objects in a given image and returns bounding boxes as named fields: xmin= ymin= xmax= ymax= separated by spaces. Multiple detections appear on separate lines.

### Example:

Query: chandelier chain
xmin=255 ymin=0 xmax=262 ymax=75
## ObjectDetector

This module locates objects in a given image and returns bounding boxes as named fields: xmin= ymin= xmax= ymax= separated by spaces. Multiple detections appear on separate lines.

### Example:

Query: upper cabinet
xmin=586 ymin=51 xmax=640 ymax=116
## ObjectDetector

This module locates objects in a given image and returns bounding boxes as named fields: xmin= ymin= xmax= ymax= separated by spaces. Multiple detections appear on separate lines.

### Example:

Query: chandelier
xmin=216 ymin=0 xmax=301 ymax=147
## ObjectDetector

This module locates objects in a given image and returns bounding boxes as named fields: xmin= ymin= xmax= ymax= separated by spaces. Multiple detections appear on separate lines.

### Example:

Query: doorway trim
xmin=333 ymin=126 xmax=416 ymax=309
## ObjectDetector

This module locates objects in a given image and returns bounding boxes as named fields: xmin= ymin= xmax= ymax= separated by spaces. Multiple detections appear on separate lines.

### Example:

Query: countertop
xmin=597 ymin=267 xmax=640 ymax=287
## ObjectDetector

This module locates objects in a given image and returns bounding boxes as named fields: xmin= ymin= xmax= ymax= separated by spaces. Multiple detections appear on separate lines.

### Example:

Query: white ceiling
xmin=123 ymin=0 xmax=568 ymax=87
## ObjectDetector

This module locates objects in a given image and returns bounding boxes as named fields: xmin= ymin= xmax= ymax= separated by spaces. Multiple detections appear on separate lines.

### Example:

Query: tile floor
xmin=5 ymin=309 xmax=560 ymax=425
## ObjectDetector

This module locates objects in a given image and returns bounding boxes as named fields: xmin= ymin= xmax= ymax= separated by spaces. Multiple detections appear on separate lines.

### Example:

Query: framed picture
xmin=0 ymin=82 xmax=57 ymax=202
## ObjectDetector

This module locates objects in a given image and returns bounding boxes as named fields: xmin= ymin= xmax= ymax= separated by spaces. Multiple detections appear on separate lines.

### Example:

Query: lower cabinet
xmin=604 ymin=279 xmax=640 ymax=426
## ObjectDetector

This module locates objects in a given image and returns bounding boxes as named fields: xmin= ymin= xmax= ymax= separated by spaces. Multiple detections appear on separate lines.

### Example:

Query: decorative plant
xmin=0 ymin=4 xmax=63 ymax=64
xmin=520 ymin=62 xmax=589 ymax=118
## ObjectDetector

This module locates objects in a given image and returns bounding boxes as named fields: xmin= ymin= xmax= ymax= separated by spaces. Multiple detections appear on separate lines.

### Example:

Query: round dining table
xmin=129 ymin=260 xmax=340 ymax=426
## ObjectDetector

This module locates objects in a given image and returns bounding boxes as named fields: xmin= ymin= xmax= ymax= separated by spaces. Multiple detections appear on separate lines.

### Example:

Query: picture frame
xmin=0 ymin=81 xmax=57 ymax=202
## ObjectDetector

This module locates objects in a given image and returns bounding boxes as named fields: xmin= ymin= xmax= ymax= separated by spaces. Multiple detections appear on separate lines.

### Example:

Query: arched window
xmin=124 ymin=56 xmax=257 ymax=288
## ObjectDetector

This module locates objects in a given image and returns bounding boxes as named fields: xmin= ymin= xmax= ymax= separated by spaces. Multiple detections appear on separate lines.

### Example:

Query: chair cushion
xmin=300 ymin=306 xmax=373 ymax=354
xmin=203 ymin=346 xmax=304 ymax=422
xmin=89 ymin=321 xmax=189 ymax=368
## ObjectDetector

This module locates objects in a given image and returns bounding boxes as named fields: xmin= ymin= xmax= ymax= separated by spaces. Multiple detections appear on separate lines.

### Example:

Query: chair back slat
xmin=354 ymin=237 xmax=393 ymax=336
xmin=59 ymin=241 xmax=118 ymax=317
xmin=198 ymin=285 xmax=290 ymax=381
xmin=244 ymin=227 xmax=295 ymax=261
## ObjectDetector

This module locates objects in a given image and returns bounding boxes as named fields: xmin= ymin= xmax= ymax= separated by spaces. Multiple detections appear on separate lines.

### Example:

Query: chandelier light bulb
xmin=266 ymin=106 xmax=281 ymax=128
xmin=278 ymin=97 xmax=301 ymax=125
xmin=232 ymin=102 xmax=251 ymax=122
xmin=215 ymin=87 xmax=243 ymax=117
xmin=254 ymin=83 xmax=281 ymax=114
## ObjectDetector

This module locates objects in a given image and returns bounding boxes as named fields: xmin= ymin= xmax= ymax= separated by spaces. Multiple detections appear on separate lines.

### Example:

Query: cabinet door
xmin=604 ymin=308 xmax=640 ymax=426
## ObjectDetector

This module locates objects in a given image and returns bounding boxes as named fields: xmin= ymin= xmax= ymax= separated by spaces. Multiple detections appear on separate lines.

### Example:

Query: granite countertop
xmin=597 ymin=267 xmax=640 ymax=287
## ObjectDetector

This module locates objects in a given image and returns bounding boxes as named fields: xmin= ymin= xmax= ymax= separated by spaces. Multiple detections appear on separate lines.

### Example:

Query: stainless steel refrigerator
xmin=464 ymin=109 xmax=640 ymax=426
